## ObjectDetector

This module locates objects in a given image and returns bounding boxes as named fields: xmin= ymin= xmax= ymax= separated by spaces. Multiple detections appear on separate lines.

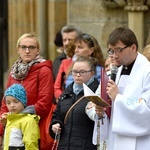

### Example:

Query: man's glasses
xmin=107 ymin=46 xmax=128 ymax=55
xmin=82 ymin=34 xmax=94 ymax=47
xmin=19 ymin=45 xmax=37 ymax=51
xmin=71 ymin=70 xmax=93 ymax=76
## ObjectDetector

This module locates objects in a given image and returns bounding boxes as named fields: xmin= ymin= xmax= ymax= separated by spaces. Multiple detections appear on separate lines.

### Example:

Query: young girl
xmin=2 ymin=84 xmax=40 ymax=150
xmin=50 ymin=56 xmax=99 ymax=150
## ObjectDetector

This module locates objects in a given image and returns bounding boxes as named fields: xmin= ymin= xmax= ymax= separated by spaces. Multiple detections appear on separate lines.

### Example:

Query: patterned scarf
xmin=10 ymin=55 xmax=45 ymax=80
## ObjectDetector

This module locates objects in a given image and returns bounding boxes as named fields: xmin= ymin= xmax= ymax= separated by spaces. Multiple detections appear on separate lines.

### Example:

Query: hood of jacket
xmin=29 ymin=60 xmax=52 ymax=73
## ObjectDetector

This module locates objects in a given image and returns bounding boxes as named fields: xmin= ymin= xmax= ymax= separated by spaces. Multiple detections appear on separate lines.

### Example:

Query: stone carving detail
xmin=125 ymin=0 xmax=149 ymax=11
xmin=102 ymin=0 xmax=150 ymax=11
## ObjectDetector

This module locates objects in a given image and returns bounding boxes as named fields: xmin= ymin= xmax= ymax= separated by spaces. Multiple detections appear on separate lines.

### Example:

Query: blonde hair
xmin=16 ymin=33 xmax=41 ymax=49
xmin=142 ymin=44 xmax=150 ymax=61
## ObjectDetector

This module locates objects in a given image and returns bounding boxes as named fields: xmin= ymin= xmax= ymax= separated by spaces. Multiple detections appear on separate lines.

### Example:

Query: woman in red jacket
xmin=0 ymin=33 xmax=54 ymax=150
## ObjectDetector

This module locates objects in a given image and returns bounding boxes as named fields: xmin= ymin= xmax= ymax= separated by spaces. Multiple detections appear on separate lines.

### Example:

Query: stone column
xmin=37 ymin=0 xmax=47 ymax=58
xmin=8 ymin=0 xmax=36 ymax=67
xmin=48 ymin=0 xmax=67 ymax=61
xmin=125 ymin=1 xmax=149 ymax=52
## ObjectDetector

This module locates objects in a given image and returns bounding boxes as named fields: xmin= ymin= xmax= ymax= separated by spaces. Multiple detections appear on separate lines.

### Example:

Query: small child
xmin=2 ymin=84 xmax=40 ymax=150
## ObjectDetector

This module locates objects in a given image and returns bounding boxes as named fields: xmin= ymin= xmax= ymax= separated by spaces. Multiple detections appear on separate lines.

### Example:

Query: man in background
xmin=52 ymin=25 xmax=82 ymax=80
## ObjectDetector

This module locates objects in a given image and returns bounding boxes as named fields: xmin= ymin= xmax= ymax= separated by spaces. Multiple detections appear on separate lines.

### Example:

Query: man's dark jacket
xmin=52 ymin=52 xmax=66 ymax=80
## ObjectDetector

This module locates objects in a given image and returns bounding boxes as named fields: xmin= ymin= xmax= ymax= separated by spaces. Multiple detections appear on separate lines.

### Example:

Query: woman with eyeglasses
xmin=0 ymin=33 xmax=54 ymax=150
xmin=54 ymin=33 xmax=105 ymax=101
xmin=50 ymin=56 xmax=99 ymax=150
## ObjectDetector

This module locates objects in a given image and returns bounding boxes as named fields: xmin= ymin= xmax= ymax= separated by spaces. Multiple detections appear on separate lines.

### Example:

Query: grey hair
xmin=61 ymin=24 xmax=82 ymax=39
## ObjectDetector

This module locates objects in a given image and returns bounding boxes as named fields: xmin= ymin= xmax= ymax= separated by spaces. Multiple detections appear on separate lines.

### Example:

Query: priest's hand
xmin=106 ymin=79 xmax=119 ymax=101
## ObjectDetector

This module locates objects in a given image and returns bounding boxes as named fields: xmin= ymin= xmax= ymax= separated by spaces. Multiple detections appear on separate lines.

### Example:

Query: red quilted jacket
xmin=0 ymin=60 xmax=54 ymax=149
xmin=54 ymin=58 xmax=72 ymax=99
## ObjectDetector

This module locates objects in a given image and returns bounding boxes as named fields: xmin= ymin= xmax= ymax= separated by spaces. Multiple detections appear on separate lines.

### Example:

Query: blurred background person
xmin=142 ymin=44 xmax=150 ymax=61
xmin=104 ymin=56 xmax=121 ymax=78
xmin=54 ymin=41 xmax=75 ymax=103
xmin=54 ymin=30 xmax=64 ymax=54
xmin=104 ymin=56 xmax=111 ymax=72
xmin=52 ymin=24 xmax=82 ymax=81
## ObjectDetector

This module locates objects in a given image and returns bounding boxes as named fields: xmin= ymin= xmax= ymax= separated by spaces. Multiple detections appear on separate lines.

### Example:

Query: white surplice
xmin=109 ymin=53 xmax=150 ymax=150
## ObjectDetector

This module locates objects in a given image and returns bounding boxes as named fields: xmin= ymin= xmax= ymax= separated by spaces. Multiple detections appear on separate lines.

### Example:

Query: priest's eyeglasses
xmin=71 ymin=70 xmax=93 ymax=76
xmin=107 ymin=46 xmax=128 ymax=55
xmin=19 ymin=45 xmax=37 ymax=51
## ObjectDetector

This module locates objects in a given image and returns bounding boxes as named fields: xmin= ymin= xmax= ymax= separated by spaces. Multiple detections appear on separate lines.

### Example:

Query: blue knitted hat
xmin=4 ymin=84 xmax=27 ymax=107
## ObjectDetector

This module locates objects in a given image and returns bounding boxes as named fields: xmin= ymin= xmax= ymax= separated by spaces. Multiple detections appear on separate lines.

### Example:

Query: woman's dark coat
xmin=50 ymin=78 xmax=99 ymax=150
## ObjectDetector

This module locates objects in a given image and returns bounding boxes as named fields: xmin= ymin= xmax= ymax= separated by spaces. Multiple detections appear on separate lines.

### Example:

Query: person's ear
xmin=37 ymin=48 xmax=40 ymax=55
xmin=17 ymin=48 xmax=20 ymax=54
xmin=131 ymin=44 xmax=137 ymax=52
xmin=89 ymin=47 xmax=94 ymax=56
